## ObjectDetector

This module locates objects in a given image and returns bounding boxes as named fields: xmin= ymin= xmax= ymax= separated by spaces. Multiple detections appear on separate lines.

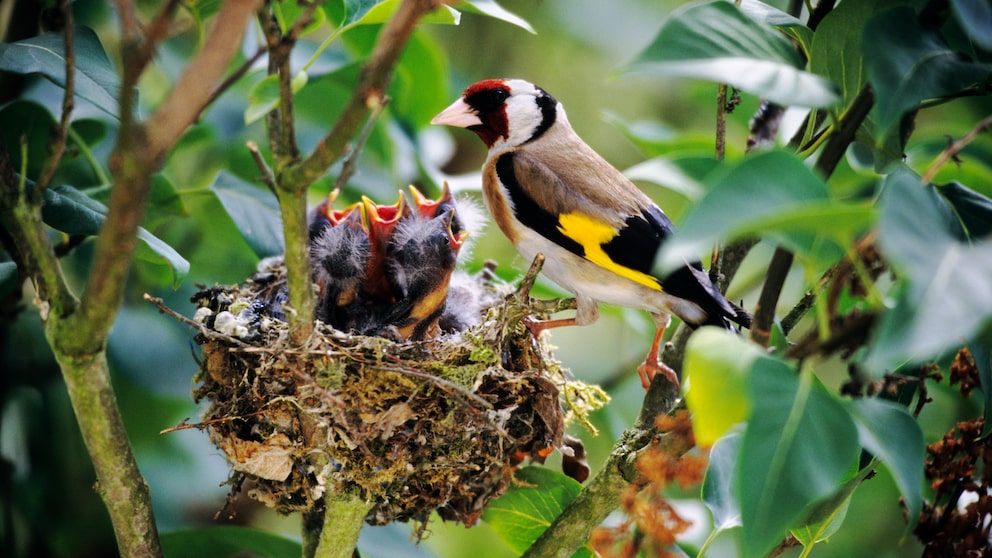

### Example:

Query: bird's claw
xmin=637 ymin=358 xmax=679 ymax=392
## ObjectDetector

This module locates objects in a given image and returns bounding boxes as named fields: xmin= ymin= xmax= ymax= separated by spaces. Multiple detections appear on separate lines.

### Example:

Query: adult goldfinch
xmin=431 ymin=78 xmax=751 ymax=389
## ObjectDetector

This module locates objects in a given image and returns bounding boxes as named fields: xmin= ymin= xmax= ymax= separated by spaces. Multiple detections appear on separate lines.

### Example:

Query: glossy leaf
xmin=737 ymin=0 xmax=812 ymax=59
xmin=791 ymin=494 xmax=850 ymax=547
xmin=868 ymin=168 xmax=992 ymax=372
xmin=937 ymin=181 xmax=992 ymax=240
xmin=656 ymin=150 xmax=828 ymax=273
xmin=809 ymin=0 xmax=918 ymax=107
xmin=624 ymin=156 xmax=719 ymax=201
xmin=952 ymin=0 xmax=992 ymax=50
xmin=865 ymin=6 xmax=992 ymax=139
xmin=482 ymin=466 xmax=591 ymax=557
xmin=0 ymin=26 xmax=121 ymax=119
xmin=325 ymin=0 xmax=459 ymax=30
xmin=161 ymin=526 xmax=301 ymax=558
xmin=459 ymin=0 xmax=535 ymax=34
xmin=844 ymin=398 xmax=924 ymax=526
xmin=624 ymin=0 xmax=839 ymax=108
xmin=684 ymin=328 xmax=758 ymax=447
xmin=210 ymin=172 xmax=284 ymax=258
xmin=40 ymin=185 xmax=189 ymax=288
xmin=702 ymin=432 xmax=743 ymax=530
xmin=739 ymin=367 xmax=860 ymax=558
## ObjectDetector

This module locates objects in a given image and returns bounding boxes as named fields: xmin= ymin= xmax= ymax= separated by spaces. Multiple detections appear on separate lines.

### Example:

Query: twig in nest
xmin=143 ymin=293 xmax=251 ymax=348
xmin=159 ymin=410 xmax=268 ymax=435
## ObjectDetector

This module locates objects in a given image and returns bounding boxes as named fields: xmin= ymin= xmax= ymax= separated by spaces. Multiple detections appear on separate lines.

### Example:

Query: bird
xmin=383 ymin=206 xmax=468 ymax=340
xmin=310 ymin=202 xmax=372 ymax=328
xmin=431 ymin=78 xmax=751 ymax=389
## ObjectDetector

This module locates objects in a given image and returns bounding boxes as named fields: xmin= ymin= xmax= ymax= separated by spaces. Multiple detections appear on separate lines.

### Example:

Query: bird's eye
xmin=491 ymin=88 xmax=508 ymax=103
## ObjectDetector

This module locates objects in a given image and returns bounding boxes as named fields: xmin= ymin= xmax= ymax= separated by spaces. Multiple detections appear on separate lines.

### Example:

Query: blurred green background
xmin=2 ymin=0 xmax=989 ymax=556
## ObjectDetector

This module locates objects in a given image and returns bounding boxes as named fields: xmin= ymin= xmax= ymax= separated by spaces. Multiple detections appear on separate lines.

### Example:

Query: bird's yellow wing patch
xmin=557 ymin=212 xmax=662 ymax=291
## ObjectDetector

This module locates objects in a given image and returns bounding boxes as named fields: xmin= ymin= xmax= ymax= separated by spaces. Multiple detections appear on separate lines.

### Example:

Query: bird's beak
xmin=430 ymin=98 xmax=482 ymax=128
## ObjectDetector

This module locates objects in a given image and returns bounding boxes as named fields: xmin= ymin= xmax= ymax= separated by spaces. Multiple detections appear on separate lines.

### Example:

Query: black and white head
xmin=431 ymin=78 xmax=564 ymax=152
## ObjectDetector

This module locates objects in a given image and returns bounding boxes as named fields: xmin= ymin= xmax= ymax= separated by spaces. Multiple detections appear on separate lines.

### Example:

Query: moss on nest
xmin=186 ymin=261 xmax=584 ymax=531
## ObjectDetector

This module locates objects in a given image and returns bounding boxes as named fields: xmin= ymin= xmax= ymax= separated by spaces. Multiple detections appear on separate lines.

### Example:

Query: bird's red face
xmin=432 ymin=79 xmax=557 ymax=150
xmin=432 ymin=79 xmax=511 ymax=147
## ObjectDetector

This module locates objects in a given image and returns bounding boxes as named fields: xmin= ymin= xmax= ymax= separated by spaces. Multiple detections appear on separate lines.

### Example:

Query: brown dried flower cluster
xmin=590 ymin=410 xmax=705 ymax=558
xmin=915 ymin=418 xmax=992 ymax=556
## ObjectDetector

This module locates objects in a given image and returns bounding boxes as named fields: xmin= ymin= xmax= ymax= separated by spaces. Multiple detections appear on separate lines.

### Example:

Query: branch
xmin=815 ymin=84 xmax=874 ymax=178
xmin=33 ymin=0 xmax=74 ymax=202
xmin=144 ymin=0 xmax=262 ymax=161
xmin=522 ymin=379 xmax=680 ymax=558
xmin=279 ymin=0 xmax=442 ymax=190
xmin=132 ymin=0 xmax=182 ymax=76
xmin=310 ymin=491 xmax=373 ymax=558
xmin=921 ymin=113 xmax=992 ymax=184
xmin=749 ymin=247 xmax=793 ymax=347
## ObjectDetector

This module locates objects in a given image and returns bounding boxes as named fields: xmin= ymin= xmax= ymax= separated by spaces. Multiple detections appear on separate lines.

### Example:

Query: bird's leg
xmin=638 ymin=316 xmax=679 ymax=391
xmin=523 ymin=296 xmax=597 ymax=338
xmin=522 ymin=315 xmax=577 ymax=338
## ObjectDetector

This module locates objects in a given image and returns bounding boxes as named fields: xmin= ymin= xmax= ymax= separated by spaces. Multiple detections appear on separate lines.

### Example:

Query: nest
xmin=185 ymin=258 xmax=577 ymax=529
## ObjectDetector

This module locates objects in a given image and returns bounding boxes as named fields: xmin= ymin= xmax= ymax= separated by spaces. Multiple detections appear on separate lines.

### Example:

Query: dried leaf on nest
xmin=179 ymin=259 xmax=586 ymax=532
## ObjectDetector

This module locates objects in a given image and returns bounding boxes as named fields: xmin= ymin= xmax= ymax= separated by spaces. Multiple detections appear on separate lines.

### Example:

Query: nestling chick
xmin=432 ymin=78 xmax=751 ymax=389
xmin=383 ymin=207 xmax=468 ymax=341
xmin=310 ymin=203 xmax=371 ymax=328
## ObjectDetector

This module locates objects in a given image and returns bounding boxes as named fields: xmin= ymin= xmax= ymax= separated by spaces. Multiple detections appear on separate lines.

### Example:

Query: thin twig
xmin=247 ymin=141 xmax=278 ymax=195
xmin=334 ymin=97 xmax=390 ymax=191
xmin=33 ymin=0 xmax=74 ymax=202
xmin=201 ymin=45 xmax=268 ymax=122
xmin=921 ymin=113 xmax=992 ymax=184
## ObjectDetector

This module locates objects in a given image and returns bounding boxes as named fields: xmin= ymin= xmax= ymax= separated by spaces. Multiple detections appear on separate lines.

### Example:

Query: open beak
xmin=430 ymin=98 xmax=482 ymax=128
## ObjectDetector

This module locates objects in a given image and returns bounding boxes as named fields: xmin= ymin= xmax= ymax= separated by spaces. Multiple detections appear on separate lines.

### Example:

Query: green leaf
xmin=623 ymin=0 xmax=839 ymax=108
xmin=684 ymin=328 xmax=759 ymax=447
xmin=844 ymin=398 xmax=924 ymax=526
xmin=867 ymin=168 xmax=992 ymax=372
xmin=273 ymin=0 xmax=327 ymax=36
xmin=624 ymin=156 xmax=720 ymax=201
xmin=459 ymin=0 xmax=535 ymax=34
xmin=865 ymin=6 xmax=992 ymax=139
xmin=0 ymin=261 xmax=18 ymax=300
xmin=791 ymin=493 xmax=851 ymax=547
xmin=937 ymin=181 xmax=992 ymax=240
xmin=40 ymin=185 xmax=189 ymax=288
xmin=0 ymin=26 xmax=121 ymax=119
xmin=161 ymin=526 xmax=301 ymax=558
xmin=737 ymin=0 xmax=812 ymax=59
xmin=657 ymin=150 xmax=831 ymax=272
xmin=702 ymin=431 xmax=742 ymax=530
xmin=952 ymin=0 xmax=992 ymax=50
xmin=739 ymin=367 xmax=860 ymax=558
xmin=210 ymin=172 xmax=284 ymax=258
xmin=482 ymin=466 xmax=591 ymax=557
xmin=244 ymin=71 xmax=310 ymax=125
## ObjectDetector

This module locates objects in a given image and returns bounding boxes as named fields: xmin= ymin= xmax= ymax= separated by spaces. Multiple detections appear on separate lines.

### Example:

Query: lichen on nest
xmin=183 ymin=256 xmax=602 ymax=532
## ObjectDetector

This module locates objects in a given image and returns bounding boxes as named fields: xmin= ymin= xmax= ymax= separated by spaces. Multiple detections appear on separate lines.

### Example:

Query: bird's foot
xmin=636 ymin=357 xmax=679 ymax=391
